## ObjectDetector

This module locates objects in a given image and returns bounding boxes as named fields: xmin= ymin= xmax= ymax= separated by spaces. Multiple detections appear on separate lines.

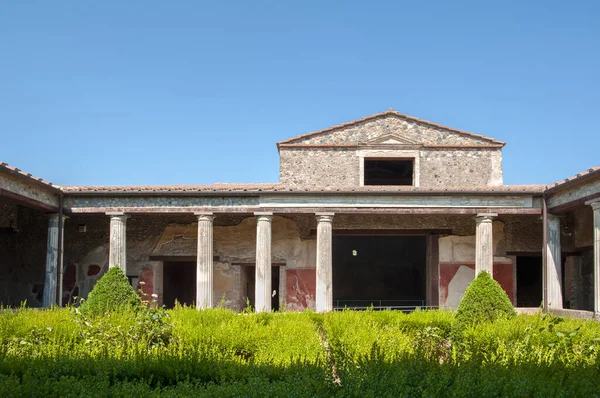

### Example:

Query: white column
xmin=316 ymin=212 xmax=334 ymax=312
xmin=196 ymin=212 xmax=214 ymax=309
xmin=587 ymin=200 xmax=600 ymax=313
xmin=42 ymin=214 xmax=66 ymax=307
xmin=107 ymin=212 xmax=129 ymax=272
xmin=475 ymin=213 xmax=496 ymax=275
xmin=546 ymin=214 xmax=563 ymax=309
xmin=255 ymin=212 xmax=273 ymax=313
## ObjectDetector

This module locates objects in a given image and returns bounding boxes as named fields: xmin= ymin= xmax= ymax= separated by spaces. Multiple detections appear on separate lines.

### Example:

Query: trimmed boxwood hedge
xmin=455 ymin=270 xmax=516 ymax=331
xmin=79 ymin=267 xmax=142 ymax=316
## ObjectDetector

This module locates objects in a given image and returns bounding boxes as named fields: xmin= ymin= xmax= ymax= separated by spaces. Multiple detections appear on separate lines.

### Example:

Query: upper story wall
xmin=278 ymin=112 xmax=504 ymax=188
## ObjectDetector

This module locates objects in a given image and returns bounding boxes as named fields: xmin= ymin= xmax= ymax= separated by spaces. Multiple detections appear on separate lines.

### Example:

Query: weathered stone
xmin=315 ymin=213 xmax=333 ymax=312
xmin=475 ymin=214 xmax=496 ymax=275
xmin=107 ymin=213 xmax=128 ymax=272
xmin=546 ymin=215 xmax=563 ymax=309
xmin=196 ymin=213 xmax=214 ymax=309
xmin=42 ymin=214 xmax=66 ymax=307
xmin=255 ymin=213 xmax=272 ymax=312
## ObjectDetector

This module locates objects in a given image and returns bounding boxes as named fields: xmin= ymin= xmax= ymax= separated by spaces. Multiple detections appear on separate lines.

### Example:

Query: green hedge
xmin=79 ymin=267 xmax=142 ymax=316
xmin=1 ymin=307 xmax=599 ymax=396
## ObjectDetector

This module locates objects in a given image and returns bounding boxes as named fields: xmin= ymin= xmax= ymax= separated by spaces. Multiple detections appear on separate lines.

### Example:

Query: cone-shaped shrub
xmin=455 ymin=271 xmax=516 ymax=330
xmin=79 ymin=267 xmax=142 ymax=316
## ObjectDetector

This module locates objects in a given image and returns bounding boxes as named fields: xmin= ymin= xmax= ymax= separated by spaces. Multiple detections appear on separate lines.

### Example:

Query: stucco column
xmin=475 ymin=213 xmax=496 ymax=275
xmin=107 ymin=212 xmax=129 ymax=272
xmin=588 ymin=200 xmax=600 ymax=313
xmin=316 ymin=213 xmax=334 ymax=312
xmin=255 ymin=212 xmax=273 ymax=312
xmin=42 ymin=214 xmax=66 ymax=307
xmin=546 ymin=214 xmax=563 ymax=309
xmin=196 ymin=213 xmax=214 ymax=309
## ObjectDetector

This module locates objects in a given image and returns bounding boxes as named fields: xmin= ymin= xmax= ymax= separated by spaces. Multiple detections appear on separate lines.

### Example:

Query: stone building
xmin=1 ymin=110 xmax=599 ymax=314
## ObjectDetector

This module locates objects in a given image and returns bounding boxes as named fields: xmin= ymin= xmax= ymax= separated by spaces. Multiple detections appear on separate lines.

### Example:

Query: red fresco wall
xmin=286 ymin=269 xmax=316 ymax=311
xmin=440 ymin=262 xmax=515 ymax=305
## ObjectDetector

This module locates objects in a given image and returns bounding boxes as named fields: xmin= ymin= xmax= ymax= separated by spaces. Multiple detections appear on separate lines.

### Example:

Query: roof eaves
xmin=544 ymin=166 xmax=600 ymax=194
xmin=0 ymin=162 xmax=61 ymax=193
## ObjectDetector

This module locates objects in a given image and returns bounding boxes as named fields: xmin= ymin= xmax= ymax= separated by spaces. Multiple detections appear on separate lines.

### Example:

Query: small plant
xmin=79 ymin=267 xmax=142 ymax=316
xmin=454 ymin=271 xmax=516 ymax=332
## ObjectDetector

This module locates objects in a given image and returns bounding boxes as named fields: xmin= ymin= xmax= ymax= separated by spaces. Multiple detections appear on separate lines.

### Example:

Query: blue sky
xmin=1 ymin=1 xmax=598 ymax=186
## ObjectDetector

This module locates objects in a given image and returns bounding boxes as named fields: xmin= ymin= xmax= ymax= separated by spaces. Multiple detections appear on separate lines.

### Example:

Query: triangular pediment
xmin=363 ymin=134 xmax=419 ymax=146
xmin=277 ymin=110 xmax=505 ymax=148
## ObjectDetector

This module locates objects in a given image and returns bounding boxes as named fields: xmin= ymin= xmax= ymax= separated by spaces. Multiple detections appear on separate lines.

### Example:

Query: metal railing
xmin=333 ymin=299 xmax=437 ymax=312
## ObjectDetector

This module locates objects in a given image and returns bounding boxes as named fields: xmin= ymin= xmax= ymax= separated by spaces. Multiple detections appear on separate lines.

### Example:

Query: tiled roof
xmin=0 ymin=161 xmax=60 ymax=192
xmin=545 ymin=165 xmax=600 ymax=193
xmin=277 ymin=110 xmax=506 ymax=147
xmin=62 ymin=183 xmax=545 ymax=194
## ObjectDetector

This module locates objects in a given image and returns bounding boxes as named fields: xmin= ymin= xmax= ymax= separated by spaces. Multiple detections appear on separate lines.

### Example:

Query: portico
xmin=1 ymin=111 xmax=599 ymax=316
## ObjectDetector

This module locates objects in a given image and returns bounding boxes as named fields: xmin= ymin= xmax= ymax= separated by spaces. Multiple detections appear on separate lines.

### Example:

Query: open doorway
xmin=516 ymin=256 xmax=542 ymax=307
xmin=332 ymin=235 xmax=427 ymax=309
xmin=163 ymin=261 xmax=196 ymax=308
xmin=240 ymin=265 xmax=281 ymax=311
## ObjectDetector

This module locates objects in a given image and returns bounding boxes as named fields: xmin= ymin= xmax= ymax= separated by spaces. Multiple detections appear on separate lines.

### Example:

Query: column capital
xmin=254 ymin=211 xmax=274 ymax=221
xmin=585 ymin=198 xmax=600 ymax=209
xmin=48 ymin=213 xmax=69 ymax=222
xmin=475 ymin=213 xmax=497 ymax=223
xmin=195 ymin=212 xmax=214 ymax=221
xmin=316 ymin=212 xmax=334 ymax=223
xmin=547 ymin=213 xmax=564 ymax=222
xmin=106 ymin=212 xmax=130 ymax=219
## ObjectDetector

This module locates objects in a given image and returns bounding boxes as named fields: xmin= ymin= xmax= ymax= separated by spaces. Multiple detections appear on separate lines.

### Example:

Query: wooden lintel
xmin=149 ymin=255 xmax=220 ymax=262
xmin=310 ymin=229 xmax=453 ymax=236
xmin=232 ymin=262 xmax=287 ymax=267
xmin=549 ymin=192 xmax=600 ymax=214
xmin=67 ymin=206 xmax=542 ymax=215
xmin=0 ymin=188 xmax=58 ymax=212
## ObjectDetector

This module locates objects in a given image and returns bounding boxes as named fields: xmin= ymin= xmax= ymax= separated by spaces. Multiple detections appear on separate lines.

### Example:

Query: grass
xmin=0 ymin=306 xmax=599 ymax=397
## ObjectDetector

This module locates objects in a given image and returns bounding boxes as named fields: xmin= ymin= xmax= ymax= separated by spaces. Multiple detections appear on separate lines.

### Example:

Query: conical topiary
xmin=79 ymin=267 xmax=142 ymax=316
xmin=454 ymin=271 xmax=516 ymax=331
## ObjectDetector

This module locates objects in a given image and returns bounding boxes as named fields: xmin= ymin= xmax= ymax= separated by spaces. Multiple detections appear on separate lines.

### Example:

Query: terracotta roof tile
xmin=277 ymin=110 xmax=506 ymax=147
xmin=61 ymin=183 xmax=545 ymax=194
xmin=0 ymin=161 xmax=60 ymax=191
xmin=546 ymin=165 xmax=600 ymax=192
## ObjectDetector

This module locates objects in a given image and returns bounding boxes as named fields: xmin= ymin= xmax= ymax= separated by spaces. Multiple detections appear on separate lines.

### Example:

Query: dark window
xmin=364 ymin=159 xmax=414 ymax=186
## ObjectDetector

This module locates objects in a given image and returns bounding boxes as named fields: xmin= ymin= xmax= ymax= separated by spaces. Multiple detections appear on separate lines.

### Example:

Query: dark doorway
xmin=241 ymin=265 xmax=280 ymax=311
xmin=516 ymin=256 xmax=542 ymax=307
xmin=333 ymin=235 xmax=426 ymax=308
xmin=271 ymin=267 xmax=280 ymax=311
xmin=364 ymin=159 xmax=414 ymax=186
xmin=163 ymin=261 xmax=196 ymax=308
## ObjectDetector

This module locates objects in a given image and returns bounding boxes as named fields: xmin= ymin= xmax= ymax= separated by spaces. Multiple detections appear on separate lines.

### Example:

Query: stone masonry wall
xmin=279 ymin=114 xmax=503 ymax=187
xmin=279 ymin=147 xmax=503 ymax=187
xmin=288 ymin=114 xmax=497 ymax=146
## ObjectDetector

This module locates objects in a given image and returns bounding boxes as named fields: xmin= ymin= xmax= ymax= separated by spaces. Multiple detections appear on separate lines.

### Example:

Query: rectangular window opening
xmin=364 ymin=158 xmax=414 ymax=186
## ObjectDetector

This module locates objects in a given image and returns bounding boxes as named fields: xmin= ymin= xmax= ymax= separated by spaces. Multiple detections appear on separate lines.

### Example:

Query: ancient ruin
xmin=1 ymin=110 xmax=599 ymax=314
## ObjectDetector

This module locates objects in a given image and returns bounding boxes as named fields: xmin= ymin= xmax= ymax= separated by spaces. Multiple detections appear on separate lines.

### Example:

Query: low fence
xmin=333 ymin=299 xmax=437 ymax=312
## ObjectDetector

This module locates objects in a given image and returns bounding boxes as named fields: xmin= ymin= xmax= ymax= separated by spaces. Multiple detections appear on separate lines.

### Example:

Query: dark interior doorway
xmin=364 ymin=159 xmax=414 ymax=186
xmin=332 ymin=235 xmax=426 ymax=308
xmin=163 ymin=261 xmax=196 ymax=308
xmin=241 ymin=265 xmax=280 ymax=311
xmin=516 ymin=256 xmax=542 ymax=307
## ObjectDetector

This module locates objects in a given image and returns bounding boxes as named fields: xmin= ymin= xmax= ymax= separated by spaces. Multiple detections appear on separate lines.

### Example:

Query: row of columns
xmin=474 ymin=205 xmax=600 ymax=313
xmin=194 ymin=211 xmax=334 ymax=312
xmin=42 ymin=203 xmax=600 ymax=313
